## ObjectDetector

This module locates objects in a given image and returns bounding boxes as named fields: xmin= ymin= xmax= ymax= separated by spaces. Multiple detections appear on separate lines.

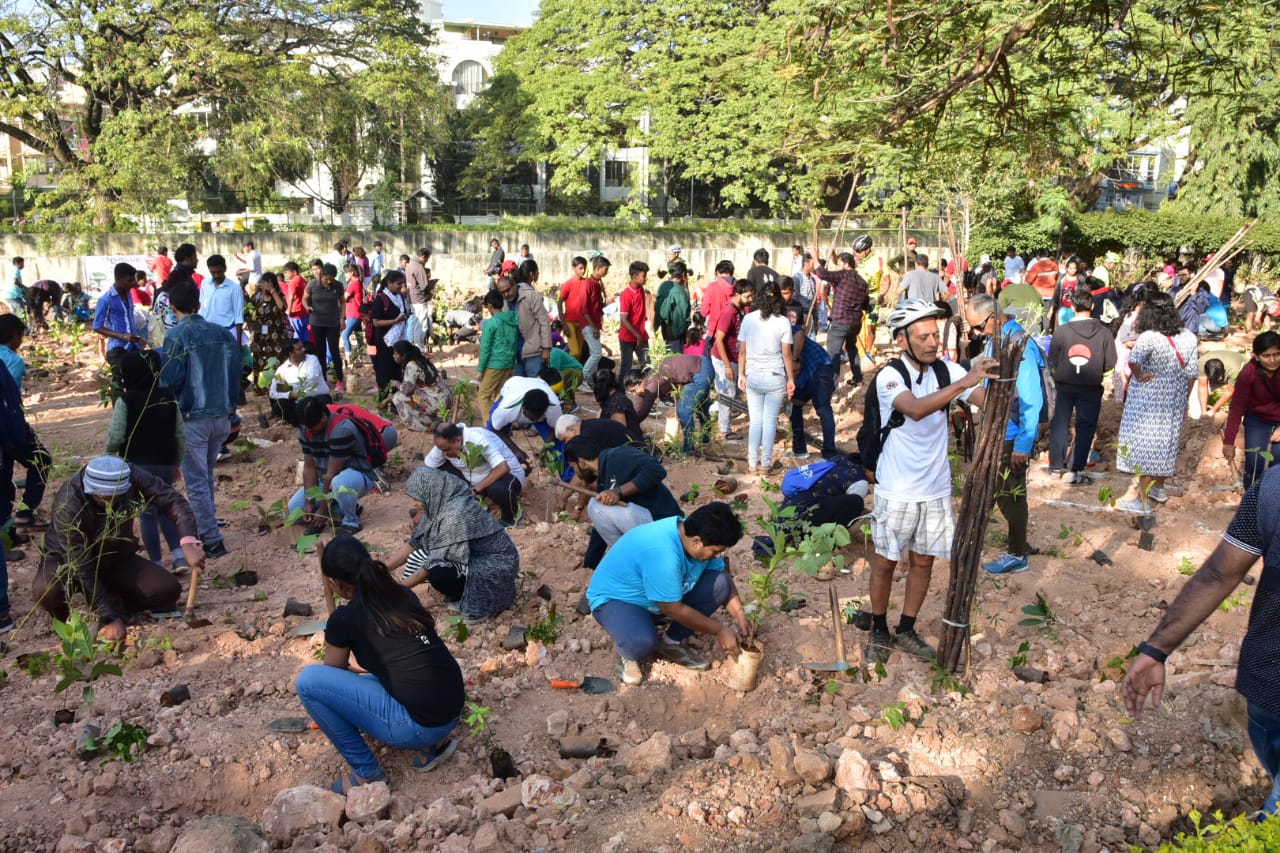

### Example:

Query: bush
xmin=973 ymin=210 xmax=1280 ymax=263
xmin=1155 ymin=809 xmax=1280 ymax=851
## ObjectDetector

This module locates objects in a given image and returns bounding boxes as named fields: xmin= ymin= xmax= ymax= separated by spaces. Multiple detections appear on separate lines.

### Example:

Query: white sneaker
xmin=617 ymin=656 xmax=644 ymax=686
xmin=1116 ymin=497 xmax=1153 ymax=514
xmin=780 ymin=450 xmax=811 ymax=462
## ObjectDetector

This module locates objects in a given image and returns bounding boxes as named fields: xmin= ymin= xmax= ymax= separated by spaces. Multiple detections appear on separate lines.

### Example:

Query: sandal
xmin=412 ymin=737 xmax=458 ymax=773
xmin=330 ymin=768 xmax=386 ymax=794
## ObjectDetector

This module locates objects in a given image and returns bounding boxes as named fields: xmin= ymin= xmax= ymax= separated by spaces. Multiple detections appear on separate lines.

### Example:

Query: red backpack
xmin=320 ymin=403 xmax=391 ymax=469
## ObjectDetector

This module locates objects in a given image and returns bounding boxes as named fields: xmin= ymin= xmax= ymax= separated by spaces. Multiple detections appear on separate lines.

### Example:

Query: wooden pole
xmin=937 ymin=332 xmax=1026 ymax=674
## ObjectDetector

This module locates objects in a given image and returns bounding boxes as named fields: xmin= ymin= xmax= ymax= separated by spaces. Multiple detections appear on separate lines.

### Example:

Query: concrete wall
xmin=1 ymin=230 xmax=815 ymax=295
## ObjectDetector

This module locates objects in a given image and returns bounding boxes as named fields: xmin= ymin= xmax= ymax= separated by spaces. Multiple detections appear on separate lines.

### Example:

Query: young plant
xmin=1007 ymin=640 xmax=1030 ymax=670
xmin=526 ymin=603 xmax=563 ymax=645
xmin=82 ymin=721 xmax=149 ymax=764
xmin=1057 ymin=523 xmax=1082 ymax=548
xmin=52 ymin=611 xmax=123 ymax=710
xmin=1176 ymin=555 xmax=1196 ymax=576
xmin=443 ymin=615 xmax=470 ymax=643
xmin=1018 ymin=593 xmax=1059 ymax=640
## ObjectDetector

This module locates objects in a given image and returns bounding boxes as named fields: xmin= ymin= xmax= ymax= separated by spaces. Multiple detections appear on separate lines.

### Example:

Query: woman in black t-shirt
xmin=305 ymin=262 xmax=347 ymax=392
xmin=296 ymin=536 xmax=465 ymax=793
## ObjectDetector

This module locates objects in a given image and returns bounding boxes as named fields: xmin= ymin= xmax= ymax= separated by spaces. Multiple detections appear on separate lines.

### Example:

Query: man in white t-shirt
xmin=865 ymin=299 xmax=997 ymax=665
xmin=425 ymin=422 xmax=526 ymax=526
xmin=1003 ymin=246 xmax=1025 ymax=284
xmin=235 ymin=240 xmax=263 ymax=286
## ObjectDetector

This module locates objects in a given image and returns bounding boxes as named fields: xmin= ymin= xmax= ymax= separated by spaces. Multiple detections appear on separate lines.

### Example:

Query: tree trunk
xmin=93 ymin=191 xmax=116 ymax=229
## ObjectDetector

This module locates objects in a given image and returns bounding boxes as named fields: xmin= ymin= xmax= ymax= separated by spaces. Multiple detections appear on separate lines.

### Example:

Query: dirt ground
xmin=0 ymin=322 xmax=1267 ymax=853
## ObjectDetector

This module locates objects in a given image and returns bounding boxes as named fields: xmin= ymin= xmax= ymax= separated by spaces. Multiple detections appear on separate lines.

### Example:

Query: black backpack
xmin=856 ymin=358 xmax=952 ymax=476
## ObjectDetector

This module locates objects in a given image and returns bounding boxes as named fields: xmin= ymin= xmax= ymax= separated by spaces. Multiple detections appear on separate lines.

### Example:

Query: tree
xmin=0 ymin=0 xmax=443 ymax=228
xmin=461 ymin=0 xmax=790 ymax=214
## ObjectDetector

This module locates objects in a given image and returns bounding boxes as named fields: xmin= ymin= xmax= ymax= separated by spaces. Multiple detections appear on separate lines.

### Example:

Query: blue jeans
xmin=592 ymin=569 xmax=732 ymax=661
xmin=135 ymin=462 xmax=181 ymax=563
xmin=678 ymin=373 xmax=712 ymax=453
xmin=513 ymin=354 xmax=543 ymax=378
xmin=1242 ymin=412 xmax=1280 ymax=491
xmin=582 ymin=325 xmax=603 ymax=381
xmin=288 ymin=468 xmax=374 ymax=528
xmin=289 ymin=316 xmax=310 ymax=344
xmin=342 ymin=317 xmax=361 ymax=354
xmin=296 ymin=665 xmax=460 ymax=779
xmin=1248 ymin=702 xmax=1280 ymax=815
xmin=790 ymin=366 xmax=836 ymax=458
xmin=746 ymin=371 xmax=787 ymax=468
xmin=182 ymin=415 xmax=231 ymax=545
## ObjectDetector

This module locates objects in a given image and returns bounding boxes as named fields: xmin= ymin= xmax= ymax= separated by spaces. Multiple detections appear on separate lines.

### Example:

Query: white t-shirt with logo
xmin=874 ymin=359 xmax=975 ymax=503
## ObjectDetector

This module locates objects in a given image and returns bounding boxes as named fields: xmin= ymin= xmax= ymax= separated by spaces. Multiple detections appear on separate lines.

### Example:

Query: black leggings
xmin=428 ymin=563 xmax=467 ymax=602
xmin=311 ymin=325 xmax=344 ymax=383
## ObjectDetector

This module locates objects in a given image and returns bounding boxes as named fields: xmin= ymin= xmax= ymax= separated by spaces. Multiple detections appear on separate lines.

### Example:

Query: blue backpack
xmin=781 ymin=457 xmax=866 ymax=507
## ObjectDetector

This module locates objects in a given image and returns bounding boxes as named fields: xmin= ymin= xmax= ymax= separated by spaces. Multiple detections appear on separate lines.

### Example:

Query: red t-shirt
xmin=714 ymin=302 xmax=745 ymax=362
xmin=559 ymin=275 xmax=596 ymax=325
xmin=129 ymin=286 xmax=152 ymax=307
xmin=618 ymin=284 xmax=648 ymax=344
xmin=344 ymin=277 xmax=364 ymax=319
xmin=700 ymin=276 xmax=735 ymax=337
xmin=284 ymin=273 xmax=310 ymax=318
xmin=149 ymin=254 xmax=174 ymax=285
xmin=1026 ymin=259 xmax=1059 ymax=299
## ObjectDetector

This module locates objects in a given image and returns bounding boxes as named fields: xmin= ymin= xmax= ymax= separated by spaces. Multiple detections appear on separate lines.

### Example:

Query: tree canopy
xmin=0 ymin=0 xmax=446 ymax=227
xmin=459 ymin=0 xmax=1280 ymax=225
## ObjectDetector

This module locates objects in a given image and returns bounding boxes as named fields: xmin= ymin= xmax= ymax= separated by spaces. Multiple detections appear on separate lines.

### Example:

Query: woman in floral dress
xmin=248 ymin=272 xmax=291 ymax=387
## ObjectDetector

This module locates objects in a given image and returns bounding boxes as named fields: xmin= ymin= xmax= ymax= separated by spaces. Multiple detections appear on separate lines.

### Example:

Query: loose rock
xmin=171 ymin=816 xmax=270 ymax=853
xmin=262 ymin=786 xmax=346 ymax=842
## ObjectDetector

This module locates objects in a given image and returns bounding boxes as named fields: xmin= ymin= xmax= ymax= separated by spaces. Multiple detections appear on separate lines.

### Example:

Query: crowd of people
xmin=5 ymin=236 xmax=1280 ymax=810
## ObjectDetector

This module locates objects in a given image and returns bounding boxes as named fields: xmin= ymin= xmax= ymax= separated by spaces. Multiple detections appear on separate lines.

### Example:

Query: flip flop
xmin=330 ymin=768 xmax=387 ymax=794
xmin=412 ymin=737 xmax=458 ymax=773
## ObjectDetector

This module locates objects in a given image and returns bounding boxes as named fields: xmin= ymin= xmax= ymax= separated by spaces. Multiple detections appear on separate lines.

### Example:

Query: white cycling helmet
xmin=887 ymin=298 xmax=946 ymax=335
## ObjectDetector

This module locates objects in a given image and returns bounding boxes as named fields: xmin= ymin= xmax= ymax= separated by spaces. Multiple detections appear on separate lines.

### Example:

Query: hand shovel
xmin=550 ymin=676 xmax=615 ymax=694
xmin=802 ymin=586 xmax=853 ymax=673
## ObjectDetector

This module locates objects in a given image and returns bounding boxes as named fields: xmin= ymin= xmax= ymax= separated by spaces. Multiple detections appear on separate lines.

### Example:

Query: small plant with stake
xmin=81 ymin=721 xmax=149 ymax=764
xmin=52 ymin=611 xmax=123 ymax=713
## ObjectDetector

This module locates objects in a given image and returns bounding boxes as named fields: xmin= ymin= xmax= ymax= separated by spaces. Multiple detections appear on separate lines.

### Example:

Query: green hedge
xmin=973 ymin=210 xmax=1280 ymax=263
xmin=1153 ymin=809 xmax=1280 ymax=851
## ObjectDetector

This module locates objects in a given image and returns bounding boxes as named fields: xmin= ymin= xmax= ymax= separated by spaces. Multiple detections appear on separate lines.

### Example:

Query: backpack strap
xmin=878 ymin=359 xmax=912 ymax=443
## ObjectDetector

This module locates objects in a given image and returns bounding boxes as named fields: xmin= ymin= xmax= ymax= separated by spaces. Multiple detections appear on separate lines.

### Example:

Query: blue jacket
xmin=988 ymin=318 xmax=1044 ymax=455
xmin=160 ymin=315 xmax=241 ymax=421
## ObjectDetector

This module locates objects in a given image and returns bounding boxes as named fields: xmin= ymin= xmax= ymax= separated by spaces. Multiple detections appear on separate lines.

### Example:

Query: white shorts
xmin=871 ymin=496 xmax=955 ymax=562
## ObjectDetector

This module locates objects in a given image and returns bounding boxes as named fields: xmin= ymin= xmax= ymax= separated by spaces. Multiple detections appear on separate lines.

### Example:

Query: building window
xmin=452 ymin=61 xmax=488 ymax=98
xmin=604 ymin=160 xmax=634 ymax=188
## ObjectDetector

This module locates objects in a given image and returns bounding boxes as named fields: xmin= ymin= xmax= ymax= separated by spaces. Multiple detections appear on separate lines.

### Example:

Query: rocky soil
xmin=0 ymin=325 xmax=1266 ymax=853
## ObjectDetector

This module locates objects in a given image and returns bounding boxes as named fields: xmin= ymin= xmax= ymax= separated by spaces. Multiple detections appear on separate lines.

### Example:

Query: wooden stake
xmin=937 ymin=332 xmax=1026 ymax=673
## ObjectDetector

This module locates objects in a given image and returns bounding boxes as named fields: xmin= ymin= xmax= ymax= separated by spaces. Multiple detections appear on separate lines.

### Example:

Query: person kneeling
xmin=383 ymin=468 xmax=519 ymax=621
xmin=585 ymin=502 xmax=748 ymax=686
xmin=33 ymin=456 xmax=206 ymax=642
xmin=296 ymin=536 xmax=464 ymax=793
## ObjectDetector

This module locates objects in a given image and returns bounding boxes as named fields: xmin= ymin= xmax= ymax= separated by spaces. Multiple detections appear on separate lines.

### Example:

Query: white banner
xmin=80 ymin=254 xmax=151 ymax=298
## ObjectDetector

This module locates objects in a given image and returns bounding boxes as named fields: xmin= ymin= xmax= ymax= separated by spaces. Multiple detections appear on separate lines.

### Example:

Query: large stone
xmin=1011 ymin=706 xmax=1042 ymax=734
xmin=520 ymin=774 xmax=581 ymax=810
xmin=472 ymin=823 xmax=504 ymax=853
xmin=796 ymin=788 xmax=842 ymax=816
xmin=171 ymin=817 xmax=269 ymax=853
xmin=476 ymin=786 xmax=524 ymax=819
xmin=767 ymin=736 xmax=801 ymax=785
xmin=345 ymin=781 xmax=391 ymax=824
xmin=625 ymin=732 xmax=673 ymax=776
xmin=425 ymin=797 xmax=465 ymax=833
xmin=546 ymin=709 xmax=570 ymax=737
xmin=834 ymin=749 xmax=879 ymax=796
xmin=262 ymin=786 xmax=346 ymax=842
xmin=793 ymin=750 xmax=833 ymax=786
xmin=54 ymin=837 xmax=95 ymax=853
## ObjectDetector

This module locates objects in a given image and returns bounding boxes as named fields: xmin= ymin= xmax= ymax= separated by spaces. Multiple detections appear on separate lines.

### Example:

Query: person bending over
xmin=586 ymin=502 xmax=748 ymax=686
xmin=296 ymin=536 xmax=464 ymax=794
xmin=382 ymin=468 xmax=519 ymax=621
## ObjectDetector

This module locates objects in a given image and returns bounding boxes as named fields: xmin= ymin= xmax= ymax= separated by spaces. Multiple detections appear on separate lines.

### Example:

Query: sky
xmin=447 ymin=0 xmax=540 ymax=26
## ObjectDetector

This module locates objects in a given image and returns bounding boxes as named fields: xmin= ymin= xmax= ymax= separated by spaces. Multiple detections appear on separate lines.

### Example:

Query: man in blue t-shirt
xmin=585 ymin=503 xmax=748 ymax=686
xmin=1125 ymin=467 xmax=1280 ymax=816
